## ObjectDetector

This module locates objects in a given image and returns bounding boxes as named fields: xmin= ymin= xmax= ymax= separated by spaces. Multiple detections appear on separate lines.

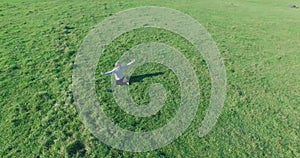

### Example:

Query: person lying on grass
xmin=102 ymin=59 xmax=135 ymax=85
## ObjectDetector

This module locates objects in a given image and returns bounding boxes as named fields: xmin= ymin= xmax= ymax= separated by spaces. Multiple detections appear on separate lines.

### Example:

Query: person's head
xmin=114 ymin=61 xmax=121 ymax=68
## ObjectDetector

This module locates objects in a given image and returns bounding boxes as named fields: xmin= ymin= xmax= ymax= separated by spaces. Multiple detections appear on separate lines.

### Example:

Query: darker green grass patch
xmin=66 ymin=140 xmax=86 ymax=157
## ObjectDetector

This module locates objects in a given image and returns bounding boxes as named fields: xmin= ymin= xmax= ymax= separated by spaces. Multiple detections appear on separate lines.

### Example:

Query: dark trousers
xmin=116 ymin=77 xmax=129 ymax=85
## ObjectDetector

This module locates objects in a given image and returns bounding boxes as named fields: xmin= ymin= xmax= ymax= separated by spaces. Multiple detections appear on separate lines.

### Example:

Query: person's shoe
xmin=107 ymin=89 xmax=114 ymax=93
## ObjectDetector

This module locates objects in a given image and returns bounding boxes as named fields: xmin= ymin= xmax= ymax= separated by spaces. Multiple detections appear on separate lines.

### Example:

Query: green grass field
xmin=1 ymin=0 xmax=299 ymax=157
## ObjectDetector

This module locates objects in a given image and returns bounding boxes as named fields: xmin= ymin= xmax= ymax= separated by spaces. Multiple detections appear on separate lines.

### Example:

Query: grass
xmin=0 ymin=0 xmax=299 ymax=157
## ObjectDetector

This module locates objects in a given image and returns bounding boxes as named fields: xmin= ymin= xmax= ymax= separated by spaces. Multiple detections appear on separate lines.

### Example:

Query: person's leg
xmin=116 ymin=77 xmax=129 ymax=85
xmin=123 ymin=77 xmax=129 ymax=85
xmin=116 ymin=78 xmax=123 ymax=85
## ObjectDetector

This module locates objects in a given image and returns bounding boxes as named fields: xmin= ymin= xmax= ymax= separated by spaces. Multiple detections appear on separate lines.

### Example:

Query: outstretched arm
xmin=127 ymin=59 xmax=135 ymax=66
xmin=121 ymin=59 xmax=135 ymax=69
xmin=103 ymin=70 xmax=114 ymax=75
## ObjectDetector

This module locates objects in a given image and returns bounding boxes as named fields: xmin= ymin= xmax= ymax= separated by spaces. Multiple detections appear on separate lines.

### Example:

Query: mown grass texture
xmin=0 ymin=0 xmax=299 ymax=157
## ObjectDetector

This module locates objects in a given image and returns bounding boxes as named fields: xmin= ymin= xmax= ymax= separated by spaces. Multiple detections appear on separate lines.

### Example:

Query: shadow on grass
xmin=129 ymin=72 xmax=165 ymax=83
xmin=106 ymin=72 xmax=165 ymax=92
